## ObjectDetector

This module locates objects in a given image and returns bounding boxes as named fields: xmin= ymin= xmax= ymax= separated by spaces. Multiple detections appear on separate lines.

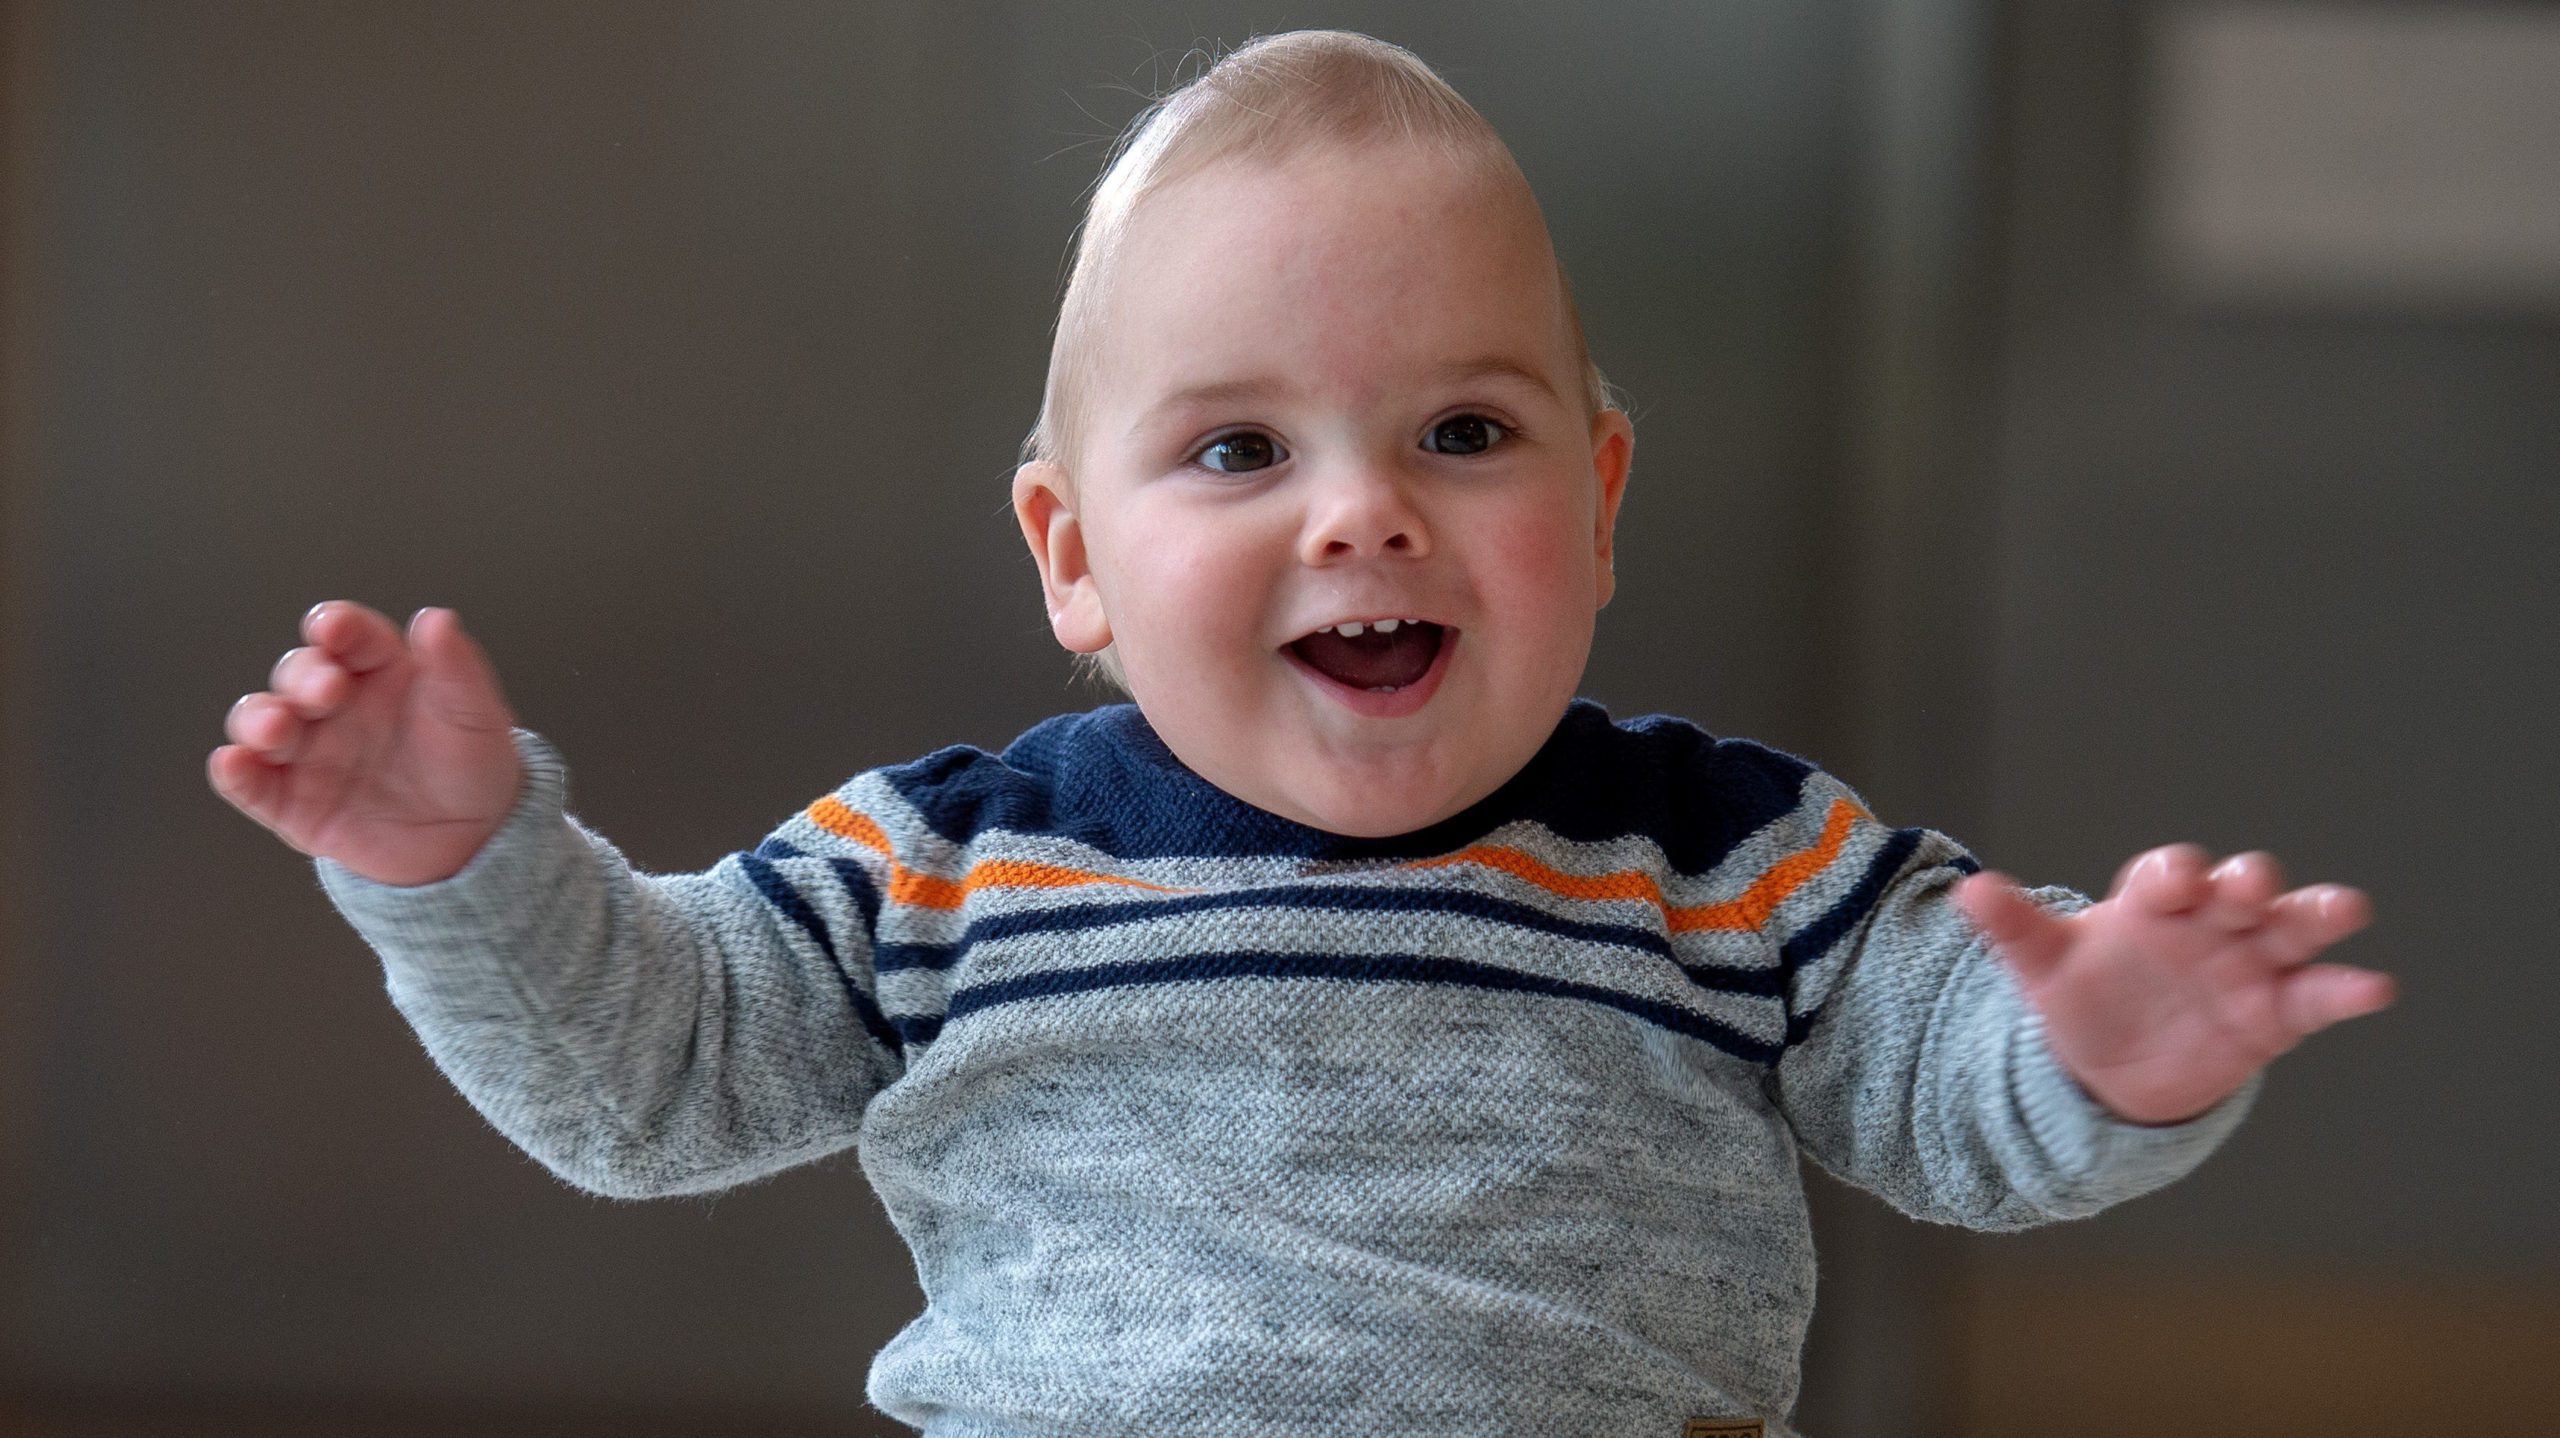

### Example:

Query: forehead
xmin=1094 ymin=143 xmax=1571 ymax=420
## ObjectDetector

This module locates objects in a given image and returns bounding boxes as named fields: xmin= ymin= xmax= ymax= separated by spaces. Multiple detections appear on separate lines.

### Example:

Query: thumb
xmin=1952 ymin=871 xmax=2074 ymax=987
xmin=407 ymin=607 xmax=517 ymax=735
xmin=2276 ymin=963 xmax=2401 ymax=1041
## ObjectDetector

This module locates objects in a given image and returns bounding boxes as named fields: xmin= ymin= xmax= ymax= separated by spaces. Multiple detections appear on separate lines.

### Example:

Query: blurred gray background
xmin=3 ymin=2 xmax=2552 ymax=1435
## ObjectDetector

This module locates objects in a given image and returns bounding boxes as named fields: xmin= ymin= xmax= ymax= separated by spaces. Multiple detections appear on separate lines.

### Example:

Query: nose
xmin=1296 ymin=459 xmax=1431 ymax=565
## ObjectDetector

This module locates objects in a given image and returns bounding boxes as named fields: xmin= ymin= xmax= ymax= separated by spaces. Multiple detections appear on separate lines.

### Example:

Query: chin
xmin=1284 ymin=773 xmax=1472 ymax=839
xmin=1302 ymin=806 xmax=1435 ymax=840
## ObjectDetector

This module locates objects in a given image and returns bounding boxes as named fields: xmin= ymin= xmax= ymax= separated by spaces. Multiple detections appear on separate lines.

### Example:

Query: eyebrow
xmin=1129 ymin=355 xmax=1563 ymax=438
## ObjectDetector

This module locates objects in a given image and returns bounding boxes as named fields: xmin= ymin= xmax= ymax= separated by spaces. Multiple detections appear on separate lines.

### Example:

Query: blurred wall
xmin=1948 ymin=3 xmax=2560 ymax=1432
xmin=3 ymin=2 xmax=2549 ymax=1436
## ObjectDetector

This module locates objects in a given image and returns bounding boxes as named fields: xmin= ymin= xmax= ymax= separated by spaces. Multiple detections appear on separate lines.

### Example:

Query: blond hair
xmin=1024 ymin=30 xmax=1615 ymax=692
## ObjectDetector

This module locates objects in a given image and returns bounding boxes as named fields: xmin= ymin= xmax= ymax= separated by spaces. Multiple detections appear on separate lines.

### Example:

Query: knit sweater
xmin=316 ymin=699 xmax=2257 ymax=1438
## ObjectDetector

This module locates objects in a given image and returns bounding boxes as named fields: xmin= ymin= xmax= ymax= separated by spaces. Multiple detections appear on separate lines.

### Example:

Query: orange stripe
xmin=888 ymin=870 xmax=967 ymax=909
xmin=1665 ymin=798 xmax=1867 ymax=932
xmin=802 ymin=796 xmax=1191 ymax=910
xmin=1403 ymin=796 xmax=1870 ymax=935
xmin=806 ymin=795 xmax=892 ymax=856
xmin=1406 ymin=845 xmax=1668 ymax=906
xmin=806 ymin=792 xmax=1866 ymax=924
xmin=960 ymin=859 xmax=1189 ymax=897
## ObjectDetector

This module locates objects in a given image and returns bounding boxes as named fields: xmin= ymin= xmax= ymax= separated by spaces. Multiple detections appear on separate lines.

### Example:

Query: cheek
xmin=1475 ymin=496 xmax=1598 ymax=616
xmin=1090 ymin=501 xmax=1277 ymax=637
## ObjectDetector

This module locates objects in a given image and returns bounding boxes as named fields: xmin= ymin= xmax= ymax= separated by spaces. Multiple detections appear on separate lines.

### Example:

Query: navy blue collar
xmin=878 ymin=699 xmax=1815 ymax=876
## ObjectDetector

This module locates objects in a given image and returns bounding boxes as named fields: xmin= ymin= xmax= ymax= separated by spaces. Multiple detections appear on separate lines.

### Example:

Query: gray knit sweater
xmin=317 ymin=700 xmax=2256 ymax=1437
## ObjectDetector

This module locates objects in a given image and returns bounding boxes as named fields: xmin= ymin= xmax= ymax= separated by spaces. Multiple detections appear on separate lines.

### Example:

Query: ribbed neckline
xmin=1075 ymin=699 xmax=1609 ymax=862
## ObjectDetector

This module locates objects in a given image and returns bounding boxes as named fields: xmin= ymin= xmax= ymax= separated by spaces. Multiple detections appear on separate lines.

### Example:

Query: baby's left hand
xmin=1950 ymin=847 xmax=2396 ymax=1126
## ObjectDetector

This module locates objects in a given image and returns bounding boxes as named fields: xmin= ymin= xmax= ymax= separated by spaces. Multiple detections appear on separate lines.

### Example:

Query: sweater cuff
xmin=2013 ymin=1000 xmax=2262 ymax=1194
xmin=313 ymin=729 xmax=585 ymax=1002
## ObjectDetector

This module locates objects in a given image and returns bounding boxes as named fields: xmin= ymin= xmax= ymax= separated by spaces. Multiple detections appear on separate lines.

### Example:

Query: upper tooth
xmin=1373 ymin=619 xmax=1402 ymax=633
xmin=1335 ymin=621 xmax=1365 ymax=637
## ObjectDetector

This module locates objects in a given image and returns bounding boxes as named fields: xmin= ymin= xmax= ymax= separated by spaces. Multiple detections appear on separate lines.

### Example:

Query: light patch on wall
xmin=2145 ymin=5 xmax=2560 ymax=311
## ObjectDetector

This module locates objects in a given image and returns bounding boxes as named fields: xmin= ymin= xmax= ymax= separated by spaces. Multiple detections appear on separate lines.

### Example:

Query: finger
xmin=2114 ymin=844 xmax=2212 ymax=915
xmin=224 ymin=691 xmax=304 ymax=762
xmin=1952 ymin=871 xmax=2074 ymax=984
xmin=409 ymin=607 xmax=516 ymax=734
xmin=268 ymin=646 xmax=352 ymax=720
xmin=206 ymin=743 xmax=284 ymax=822
xmin=303 ymin=600 xmax=409 ymax=676
xmin=2274 ymin=962 xmax=2399 ymax=1039
xmin=2200 ymin=851 xmax=2284 ymax=932
xmin=2258 ymin=884 xmax=2374 ymax=967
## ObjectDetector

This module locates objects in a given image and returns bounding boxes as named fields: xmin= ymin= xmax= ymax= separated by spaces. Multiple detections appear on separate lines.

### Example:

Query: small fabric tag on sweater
xmin=1684 ymin=1421 xmax=1764 ymax=1438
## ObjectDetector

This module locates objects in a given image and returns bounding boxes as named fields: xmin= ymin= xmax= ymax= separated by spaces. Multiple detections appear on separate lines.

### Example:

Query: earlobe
xmin=1011 ymin=460 xmax=1114 ymax=653
xmin=1589 ymin=409 xmax=1635 ymax=608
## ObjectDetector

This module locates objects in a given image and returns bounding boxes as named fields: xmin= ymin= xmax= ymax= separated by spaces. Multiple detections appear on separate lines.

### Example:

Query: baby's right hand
xmin=210 ymin=602 xmax=525 ymax=886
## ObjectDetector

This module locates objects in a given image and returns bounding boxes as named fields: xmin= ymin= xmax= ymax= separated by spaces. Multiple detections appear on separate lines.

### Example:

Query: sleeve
xmin=315 ymin=729 xmax=905 ymax=1200
xmin=1764 ymin=769 xmax=2260 ymax=1230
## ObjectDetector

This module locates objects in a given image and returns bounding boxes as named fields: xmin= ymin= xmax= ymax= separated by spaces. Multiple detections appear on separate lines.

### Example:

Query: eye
xmin=1423 ymin=413 xmax=1509 ymax=456
xmin=1192 ymin=430 xmax=1285 ymax=474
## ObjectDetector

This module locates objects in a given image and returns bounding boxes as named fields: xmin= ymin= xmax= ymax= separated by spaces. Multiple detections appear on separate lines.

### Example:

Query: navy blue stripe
xmin=866 ymin=883 xmax=1782 ymax=1002
xmin=737 ymin=850 xmax=832 ymax=959
xmin=1778 ymin=836 xmax=1978 ymax=1048
xmin=1779 ymin=828 xmax=1927 ymax=980
xmin=893 ymin=949 xmax=1782 ymax=1065
xmin=735 ymin=848 xmax=905 ymax=1061
xmin=756 ymin=837 xmax=882 ymax=934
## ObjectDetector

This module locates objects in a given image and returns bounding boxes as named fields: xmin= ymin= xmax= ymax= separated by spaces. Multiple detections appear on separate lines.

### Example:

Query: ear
xmin=1587 ymin=408 xmax=1635 ymax=608
xmin=1011 ymin=460 xmax=1113 ymax=653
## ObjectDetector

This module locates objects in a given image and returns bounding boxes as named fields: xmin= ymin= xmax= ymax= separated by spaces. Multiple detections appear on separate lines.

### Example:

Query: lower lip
xmin=1280 ymin=628 xmax=1459 ymax=719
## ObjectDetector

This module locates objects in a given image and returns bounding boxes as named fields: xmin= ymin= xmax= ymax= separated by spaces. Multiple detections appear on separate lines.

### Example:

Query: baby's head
xmin=1012 ymin=30 xmax=1634 ymax=838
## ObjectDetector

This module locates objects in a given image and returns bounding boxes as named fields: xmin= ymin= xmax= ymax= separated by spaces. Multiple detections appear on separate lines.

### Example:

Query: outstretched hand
xmin=209 ymin=602 xmax=523 ymax=887
xmin=1951 ymin=847 xmax=2395 ymax=1126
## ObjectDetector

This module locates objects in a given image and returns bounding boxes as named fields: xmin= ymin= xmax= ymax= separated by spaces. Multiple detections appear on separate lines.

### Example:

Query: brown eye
xmin=1424 ymin=415 xmax=1506 ymax=456
xmin=1196 ymin=431 xmax=1283 ymax=473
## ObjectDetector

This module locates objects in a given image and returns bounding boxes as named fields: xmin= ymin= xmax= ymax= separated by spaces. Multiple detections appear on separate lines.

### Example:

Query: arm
xmin=1764 ymin=777 xmax=2304 ymax=1229
xmin=213 ymin=602 xmax=901 ymax=1198
xmin=316 ymin=731 xmax=900 ymax=1198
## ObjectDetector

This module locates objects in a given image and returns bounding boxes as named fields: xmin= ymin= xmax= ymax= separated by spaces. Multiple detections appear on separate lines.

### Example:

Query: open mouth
xmin=1285 ymin=618 xmax=1450 ymax=693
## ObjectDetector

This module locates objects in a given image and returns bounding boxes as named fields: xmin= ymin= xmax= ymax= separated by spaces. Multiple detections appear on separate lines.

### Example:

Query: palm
xmin=1952 ymin=847 xmax=2393 ymax=1126
xmin=212 ymin=604 xmax=521 ymax=886
xmin=277 ymin=656 xmax=513 ymax=870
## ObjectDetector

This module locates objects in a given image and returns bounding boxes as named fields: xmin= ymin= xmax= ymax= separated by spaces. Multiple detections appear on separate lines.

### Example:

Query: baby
xmin=208 ymin=30 xmax=2394 ymax=1438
